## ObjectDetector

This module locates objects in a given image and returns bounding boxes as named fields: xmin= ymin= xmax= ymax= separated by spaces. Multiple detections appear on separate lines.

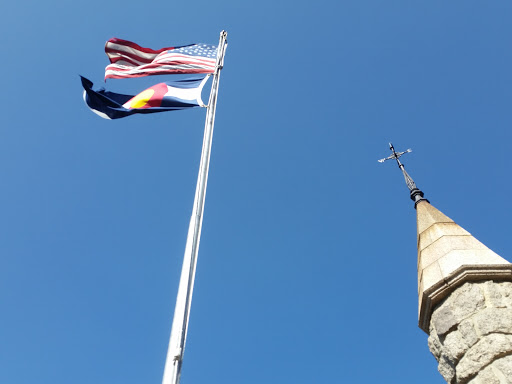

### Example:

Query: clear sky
xmin=2 ymin=1 xmax=512 ymax=383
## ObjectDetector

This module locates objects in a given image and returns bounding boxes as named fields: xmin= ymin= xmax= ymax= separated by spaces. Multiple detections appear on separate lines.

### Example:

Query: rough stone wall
xmin=428 ymin=281 xmax=512 ymax=383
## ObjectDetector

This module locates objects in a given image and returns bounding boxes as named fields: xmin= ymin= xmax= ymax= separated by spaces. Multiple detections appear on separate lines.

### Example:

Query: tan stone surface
xmin=484 ymin=281 xmax=512 ymax=308
xmin=417 ymin=201 xmax=454 ymax=235
xmin=468 ymin=366 xmax=502 ymax=384
xmin=418 ymin=223 xmax=471 ymax=253
xmin=437 ymin=250 xmax=509 ymax=279
xmin=494 ymin=356 xmax=512 ymax=381
xmin=419 ymin=261 xmax=444 ymax=293
xmin=457 ymin=334 xmax=512 ymax=383
xmin=419 ymin=237 xmax=490 ymax=271
xmin=416 ymin=201 xmax=510 ymax=330
xmin=428 ymin=282 xmax=512 ymax=383
xmin=473 ymin=308 xmax=512 ymax=336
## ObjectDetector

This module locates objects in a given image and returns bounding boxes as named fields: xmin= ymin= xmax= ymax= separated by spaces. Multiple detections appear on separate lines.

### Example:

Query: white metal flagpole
xmin=161 ymin=30 xmax=228 ymax=384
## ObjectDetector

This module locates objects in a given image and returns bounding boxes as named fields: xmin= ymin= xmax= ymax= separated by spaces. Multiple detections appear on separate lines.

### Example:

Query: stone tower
xmin=379 ymin=143 xmax=512 ymax=383
xmin=417 ymin=200 xmax=512 ymax=383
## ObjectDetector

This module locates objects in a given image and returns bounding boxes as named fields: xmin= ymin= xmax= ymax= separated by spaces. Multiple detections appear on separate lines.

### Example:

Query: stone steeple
xmin=416 ymin=201 xmax=512 ymax=383
xmin=417 ymin=200 xmax=512 ymax=333
xmin=380 ymin=143 xmax=512 ymax=383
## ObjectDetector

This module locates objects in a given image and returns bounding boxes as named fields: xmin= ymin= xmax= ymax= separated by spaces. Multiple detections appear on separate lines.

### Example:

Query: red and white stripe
xmin=104 ymin=38 xmax=216 ymax=80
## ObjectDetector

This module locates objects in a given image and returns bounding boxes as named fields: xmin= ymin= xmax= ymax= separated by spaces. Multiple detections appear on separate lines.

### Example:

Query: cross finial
xmin=378 ymin=143 xmax=429 ymax=208
xmin=378 ymin=142 xmax=412 ymax=167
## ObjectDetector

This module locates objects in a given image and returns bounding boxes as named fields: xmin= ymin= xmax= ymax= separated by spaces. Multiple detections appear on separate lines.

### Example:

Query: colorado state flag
xmin=81 ymin=76 xmax=208 ymax=119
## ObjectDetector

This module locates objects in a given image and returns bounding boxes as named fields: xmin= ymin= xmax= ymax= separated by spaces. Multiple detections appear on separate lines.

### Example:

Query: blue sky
xmin=2 ymin=1 xmax=512 ymax=383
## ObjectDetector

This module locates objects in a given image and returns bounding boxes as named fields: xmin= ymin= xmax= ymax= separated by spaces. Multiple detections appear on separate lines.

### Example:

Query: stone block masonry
xmin=428 ymin=281 xmax=512 ymax=383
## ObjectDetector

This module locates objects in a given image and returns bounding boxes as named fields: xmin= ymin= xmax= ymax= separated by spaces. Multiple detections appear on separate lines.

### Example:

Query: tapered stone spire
xmin=380 ymin=143 xmax=512 ymax=383
xmin=416 ymin=200 xmax=512 ymax=332
xmin=417 ymin=200 xmax=512 ymax=383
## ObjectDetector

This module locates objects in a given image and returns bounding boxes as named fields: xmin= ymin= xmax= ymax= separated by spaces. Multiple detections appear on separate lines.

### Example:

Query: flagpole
xmin=161 ymin=30 xmax=228 ymax=384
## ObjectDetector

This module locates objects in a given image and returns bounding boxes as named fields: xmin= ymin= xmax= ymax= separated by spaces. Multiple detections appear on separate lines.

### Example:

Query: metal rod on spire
xmin=378 ymin=142 xmax=429 ymax=208
xmin=161 ymin=30 xmax=228 ymax=384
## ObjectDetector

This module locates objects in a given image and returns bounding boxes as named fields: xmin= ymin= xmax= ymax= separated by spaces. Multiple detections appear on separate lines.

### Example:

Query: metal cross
xmin=378 ymin=142 xmax=429 ymax=208
xmin=378 ymin=143 xmax=412 ymax=168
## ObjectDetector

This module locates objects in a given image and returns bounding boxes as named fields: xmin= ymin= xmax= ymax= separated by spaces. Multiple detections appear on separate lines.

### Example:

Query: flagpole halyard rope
xmin=162 ymin=30 xmax=228 ymax=384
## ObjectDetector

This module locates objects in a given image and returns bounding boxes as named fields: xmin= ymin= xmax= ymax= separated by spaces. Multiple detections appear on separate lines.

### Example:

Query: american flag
xmin=104 ymin=38 xmax=218 ymax=80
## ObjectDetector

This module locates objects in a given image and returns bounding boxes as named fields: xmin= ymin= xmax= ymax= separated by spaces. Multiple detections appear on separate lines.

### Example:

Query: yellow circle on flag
xmin=126 ymin=89 xmax=155 ymax=109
